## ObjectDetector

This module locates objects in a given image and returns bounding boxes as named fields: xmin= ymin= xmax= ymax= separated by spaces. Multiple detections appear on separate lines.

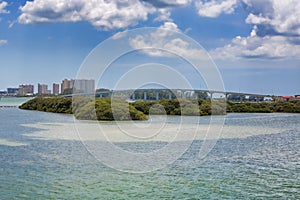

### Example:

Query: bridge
xmin=64 ymin=89 xmax=274 ymax=102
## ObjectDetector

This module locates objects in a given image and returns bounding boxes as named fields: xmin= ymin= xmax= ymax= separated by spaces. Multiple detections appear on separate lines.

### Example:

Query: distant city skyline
xmin=0 ymin=1 xmax=299 ymax=95
xmin=0 ymin=78 xmax=96 ymax=96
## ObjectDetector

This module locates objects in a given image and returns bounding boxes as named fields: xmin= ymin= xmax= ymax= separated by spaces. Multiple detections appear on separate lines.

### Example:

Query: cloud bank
xmin=195 ymin=0 xmax=300 ymax=60
xmin=17 ymin=0 xmax=194 ymax=30
xmin=244 ymin=0 xmax=300 ymax=36
xmin=16 ymin=0 xmax=300 ymax=60
xmin=196 ymin=0 xmax=238 ymax=18
xmin=211 ymin=26 xmax=300 ymax=60
xmin=129 ymin=22 xmax=207 ymax=59
xmin=18 ymin=0 xmax=156 ymax=30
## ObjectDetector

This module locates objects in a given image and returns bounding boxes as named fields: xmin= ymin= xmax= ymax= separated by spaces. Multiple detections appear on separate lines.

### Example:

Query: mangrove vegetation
xmin=19 ymin=97 xmax=300 ymax=121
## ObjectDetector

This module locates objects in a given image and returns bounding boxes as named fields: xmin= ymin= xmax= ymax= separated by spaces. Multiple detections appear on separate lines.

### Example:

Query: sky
xmin=0 ymin=0 xmax=299 ymax=95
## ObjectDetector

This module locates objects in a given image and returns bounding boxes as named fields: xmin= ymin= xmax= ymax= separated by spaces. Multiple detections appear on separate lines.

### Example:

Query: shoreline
xmin=18 ymin=97 xmax=300 ymax=121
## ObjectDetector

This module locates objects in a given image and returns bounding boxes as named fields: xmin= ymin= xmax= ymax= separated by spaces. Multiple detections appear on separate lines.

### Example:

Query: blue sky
xmin=0 ymin=0 xmax=299 ymax=95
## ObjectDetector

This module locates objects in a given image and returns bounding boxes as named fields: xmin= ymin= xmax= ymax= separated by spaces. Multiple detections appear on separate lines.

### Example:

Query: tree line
xmin=19 ymin=97 xmax=300 ymax=121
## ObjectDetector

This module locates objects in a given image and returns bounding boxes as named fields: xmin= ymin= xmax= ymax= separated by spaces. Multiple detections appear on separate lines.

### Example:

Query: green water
xmin=0 ymin=108 xmax=299 ymax=199
xmin=0 ymin=97 xmax=33 ymax=107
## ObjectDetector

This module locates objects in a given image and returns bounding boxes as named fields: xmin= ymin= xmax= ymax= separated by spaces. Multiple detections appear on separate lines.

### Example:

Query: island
xmin=19 ymin=97 xmax=300 ymax=121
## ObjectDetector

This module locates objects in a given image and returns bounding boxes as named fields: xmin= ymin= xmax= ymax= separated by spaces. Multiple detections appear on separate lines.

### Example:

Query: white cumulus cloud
xmin=18 ymin=0 xmax=156 ymax=30
xmin=17 ymin=0 xmax=194 ymax=29
xmin=154 ymin=8 xmax=172 ymax=22
xmin=0 ymin=1 xmax=9 ymax=14
xmin=211 ymin=26 xmax=300 ymax=60
xmin=129 ymin=22 xmax=207 ymax=59
xmin=195 ymin=0 xmax=300 ymax=36
xmin=244 ymin=0 xmax=300 ymax=36
xmin=196 ymin=0 xmax=300 ymax=60
xmin=196 ymin=0 xmax=238 ymax=18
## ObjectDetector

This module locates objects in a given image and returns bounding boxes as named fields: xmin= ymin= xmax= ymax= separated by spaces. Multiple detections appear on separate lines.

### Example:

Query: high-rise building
xmin=18 ymin=84 xmax=34 ymax=96
xmin=38 ymin=84 xmax=51 ymax=95
xmin=61 ymin=79 xmax=72 ymax=94
xmin=7 ymin=88 xmax=19 ymax=96
xmin=53 ymin=83 xmax=59 ymax=95
xmin=38 ymin=84 xmax=46 ymax=94
xmin=73 ymin=79 xmax=95 ymax=94
xmin=61 ymin=78 xmax=95 ymax=94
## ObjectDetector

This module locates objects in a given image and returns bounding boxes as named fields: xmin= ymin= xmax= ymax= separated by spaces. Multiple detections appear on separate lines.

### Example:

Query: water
xmin=0 ymin=107 xmax=299 ymax=199
xmin=0 ymin=97 xmax=34 ymax=107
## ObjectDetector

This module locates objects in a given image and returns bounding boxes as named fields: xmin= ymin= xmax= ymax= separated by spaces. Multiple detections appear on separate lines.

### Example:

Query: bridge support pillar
xmin=156 ymin=92 xmax=159 ymax=101
xmin=256 ymin=96 xmax=260 ymax=102
xmin=209 ymin=92 xmax=213 ymax=100
xmin=225 ymin=93 xmax=229 ymax=100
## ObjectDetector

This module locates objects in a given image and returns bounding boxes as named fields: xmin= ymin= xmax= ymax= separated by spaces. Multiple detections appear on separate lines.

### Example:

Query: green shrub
xmin=19 ymin=97 xmax=300 ymax=121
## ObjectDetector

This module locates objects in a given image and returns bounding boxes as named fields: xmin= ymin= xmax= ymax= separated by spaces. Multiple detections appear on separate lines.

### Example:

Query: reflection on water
xmin=0 ymin=109 xmax=299 ymax=199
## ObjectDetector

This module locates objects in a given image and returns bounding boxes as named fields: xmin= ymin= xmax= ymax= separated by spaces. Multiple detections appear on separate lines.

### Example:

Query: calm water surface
xmin=0 ymin=106 xmax=299 ymax=199
xmin=0 ymin=97 xmax=33 ymax=107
